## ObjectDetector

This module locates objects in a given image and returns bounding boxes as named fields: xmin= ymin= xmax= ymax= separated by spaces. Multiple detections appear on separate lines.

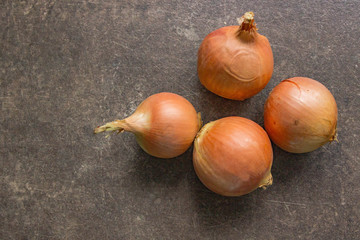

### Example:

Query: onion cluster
xmin=94 ymin=12 xmax=338 ymax=197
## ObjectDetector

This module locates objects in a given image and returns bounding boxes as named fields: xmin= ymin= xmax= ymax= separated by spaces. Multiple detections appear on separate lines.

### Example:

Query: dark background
xmin=1 ymin=0 xmax=359 ymax=239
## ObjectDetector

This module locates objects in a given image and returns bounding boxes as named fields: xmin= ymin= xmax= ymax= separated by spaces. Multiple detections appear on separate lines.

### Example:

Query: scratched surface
xmin=1 ymin=0 xmax=359 ymax=239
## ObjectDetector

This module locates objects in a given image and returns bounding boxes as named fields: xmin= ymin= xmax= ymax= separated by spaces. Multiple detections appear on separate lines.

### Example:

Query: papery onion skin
xmin=193 ymin=117 xmax=273 ymax=197
xmin=264 ymin=77 xmax=338 ymax=153
xmin=197 ymin=12 xmax=273 ymax=100
xmin=95 ymin=92 xmax=201 ymax=159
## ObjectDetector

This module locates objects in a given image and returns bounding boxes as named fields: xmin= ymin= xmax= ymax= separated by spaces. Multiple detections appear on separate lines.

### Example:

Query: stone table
xmin=1 ymin=1 xmax=359 ymax=239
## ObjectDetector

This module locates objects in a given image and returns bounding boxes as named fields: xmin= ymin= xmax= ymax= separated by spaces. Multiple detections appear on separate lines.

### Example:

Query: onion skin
xmin=95 ymin=92 xmax=201 ymax=158
xmin=193 ymin=117 xmax=273 ymax=197
xmin=197 ymin=12 xmax=273 ymax=100
xmin=264 ymin=77 xmax=338 ymax=153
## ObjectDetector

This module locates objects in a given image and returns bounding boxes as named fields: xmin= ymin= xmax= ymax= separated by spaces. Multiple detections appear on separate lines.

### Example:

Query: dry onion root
xmin=193 ymin=117 xmax=273 ymax=196
xmin=94 ymin=92 xmax=202 ymax=158
xmin=264 ymin=77 xmax=338 ymax=153
xmin=197 ymin=12 xmax=274 ymax=100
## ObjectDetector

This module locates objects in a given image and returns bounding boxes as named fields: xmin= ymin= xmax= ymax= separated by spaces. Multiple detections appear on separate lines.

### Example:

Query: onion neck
xmin=197 ymin=112 xmax=203 ymax=130
xmin=236 ymin=12 xmax=258 ymax=41
xmin=195 ymin=120 xmax=215 ymax=142
xmin=258 ymin=171 xmax=273 ymax=189
xmin=94 ymin=119 xmax=130 ymax=136
xmin=329 ymin=124 xmax=338 ymax=142
xmin=330 ymin=133 xmax=338 ymax=142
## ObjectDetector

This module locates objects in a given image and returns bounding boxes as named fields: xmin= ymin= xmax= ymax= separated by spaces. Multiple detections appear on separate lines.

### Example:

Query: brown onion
xmin=264 ymin=77 xmax=338 ymax=153
xmin=197 ymin=12 xmax=273 ymax=100
xmin=94 ymin=92 xmax=201 ymax=158
xmin=193 ymin=117 xmax=273 ymax=196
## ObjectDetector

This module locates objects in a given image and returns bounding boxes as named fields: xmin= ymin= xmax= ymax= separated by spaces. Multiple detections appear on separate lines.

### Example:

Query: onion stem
xmin=237 ymin=11 xmax=258 ymax=39
xmin=94 ymin=119 xmax=128 ymax=135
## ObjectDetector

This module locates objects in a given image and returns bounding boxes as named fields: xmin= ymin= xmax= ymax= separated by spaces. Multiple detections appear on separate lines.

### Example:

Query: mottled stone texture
xmin=1 ymin=0 xmax=359 ymax=239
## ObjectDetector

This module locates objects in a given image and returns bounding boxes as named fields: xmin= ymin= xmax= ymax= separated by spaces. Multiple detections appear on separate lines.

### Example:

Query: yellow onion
xmin=264 ymin=77 xmax=338 ymax=153
xmin=94 ymin=92 xmax=201 ymax=158
xmin=197 ymin=12 xmax=273 ymax=100
xmin=193 ymin=117 xmax=273 ymax=196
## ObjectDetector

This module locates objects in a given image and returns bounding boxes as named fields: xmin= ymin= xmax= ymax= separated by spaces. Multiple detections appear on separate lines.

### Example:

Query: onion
xmin=193 ymin=117 xmax=273 ymax=196
xmin=94 ymin=92 xmax=201 ymax=158
xmin=197 ymin=12 xmax=273 ymax=100
xmin=264 ymin=77 xmax=338 ymax=153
